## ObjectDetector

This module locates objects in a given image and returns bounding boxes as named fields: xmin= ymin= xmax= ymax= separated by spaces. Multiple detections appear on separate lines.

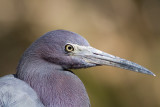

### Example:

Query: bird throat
xmin=16 ymin=58 xmax=90 ymax=107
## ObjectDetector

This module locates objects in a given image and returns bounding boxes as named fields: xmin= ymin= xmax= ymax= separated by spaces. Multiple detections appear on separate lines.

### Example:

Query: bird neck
xmin=16 ymin=57 xmax=90 ymax=107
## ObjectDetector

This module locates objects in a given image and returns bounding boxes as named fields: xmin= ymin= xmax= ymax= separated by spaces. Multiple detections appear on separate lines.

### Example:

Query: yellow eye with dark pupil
xmin=65 ymin=44 xmax=74 ymax=52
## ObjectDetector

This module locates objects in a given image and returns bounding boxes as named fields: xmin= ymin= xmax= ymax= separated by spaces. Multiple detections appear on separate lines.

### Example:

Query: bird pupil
xmin=68 ymin=46 xmax=72 ymax=50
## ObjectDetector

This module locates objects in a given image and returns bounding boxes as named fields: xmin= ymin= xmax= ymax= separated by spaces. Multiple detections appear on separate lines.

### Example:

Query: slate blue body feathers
xmin=0 ymin=75 xmax=44 ymax=107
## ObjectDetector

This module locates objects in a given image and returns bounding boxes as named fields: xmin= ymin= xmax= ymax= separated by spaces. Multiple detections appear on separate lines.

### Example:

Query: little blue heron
xmin=0 ymin=30 xmax=155 ymax=107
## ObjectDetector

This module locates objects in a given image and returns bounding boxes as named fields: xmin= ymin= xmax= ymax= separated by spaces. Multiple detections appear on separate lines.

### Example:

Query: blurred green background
xmin=0 ymin=0 xmax=160 ymax=107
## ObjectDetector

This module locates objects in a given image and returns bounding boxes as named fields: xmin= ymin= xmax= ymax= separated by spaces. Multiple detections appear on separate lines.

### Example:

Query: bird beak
xmin=70 ymin=44 xmax=156 ymax=76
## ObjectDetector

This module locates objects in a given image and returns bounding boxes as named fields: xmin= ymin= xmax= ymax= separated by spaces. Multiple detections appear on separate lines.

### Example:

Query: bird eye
xmin=65 ymin=44 xmax=74 ymax=52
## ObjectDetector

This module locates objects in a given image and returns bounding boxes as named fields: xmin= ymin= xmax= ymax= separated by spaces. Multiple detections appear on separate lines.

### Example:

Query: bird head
xmin=20 ymin=30 xmax=155 ymax=76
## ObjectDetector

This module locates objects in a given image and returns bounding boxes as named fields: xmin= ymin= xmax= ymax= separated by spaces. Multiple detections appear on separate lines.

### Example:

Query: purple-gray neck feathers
xmin=17 ymin=57 xmax=90 ymax=107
